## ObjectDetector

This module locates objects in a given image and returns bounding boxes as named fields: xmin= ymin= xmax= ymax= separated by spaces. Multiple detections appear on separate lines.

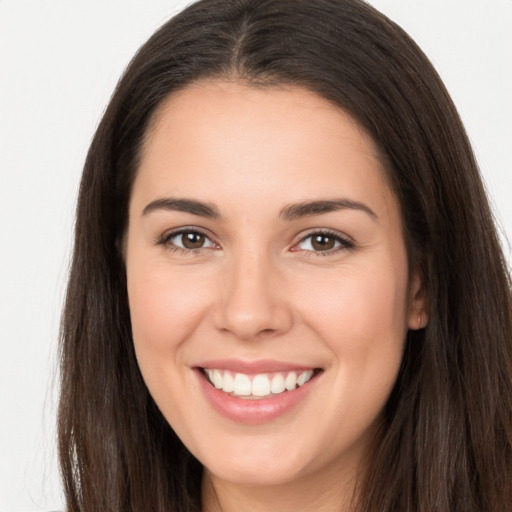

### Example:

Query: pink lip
xmin=196 ymin=358 xmax=316 ymax=374
xmin=193 ymin=363 xmax=321 ymax=424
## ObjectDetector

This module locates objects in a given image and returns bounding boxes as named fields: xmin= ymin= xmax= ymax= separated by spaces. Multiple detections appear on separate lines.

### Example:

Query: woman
xmin=58 ymin=0 xmax=512 ymax=510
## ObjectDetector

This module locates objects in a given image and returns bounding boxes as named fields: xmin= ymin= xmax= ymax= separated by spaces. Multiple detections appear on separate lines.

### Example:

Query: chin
xmin=204 ymin=459 xmax=305 ymax=487
xmin=196 ymin=434 xmax=319 ymax=487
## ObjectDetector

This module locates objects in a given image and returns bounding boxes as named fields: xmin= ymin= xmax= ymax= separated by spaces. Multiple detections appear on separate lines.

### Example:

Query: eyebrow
xmin=142 ymin=197 xmax=220 ymax=218
xmin=279 ymin=199 xmax=377 ymax=221
xmin=142 ymin=197 xmax=377 ymax=221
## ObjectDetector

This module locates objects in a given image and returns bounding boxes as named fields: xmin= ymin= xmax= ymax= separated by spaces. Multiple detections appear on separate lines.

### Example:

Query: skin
xmin=125 ymin=81 xmax=427 ymax=511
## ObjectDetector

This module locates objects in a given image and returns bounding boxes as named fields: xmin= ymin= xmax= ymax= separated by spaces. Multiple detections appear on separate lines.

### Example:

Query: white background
xmin=0 ymin=1 xmax=510 ymax=511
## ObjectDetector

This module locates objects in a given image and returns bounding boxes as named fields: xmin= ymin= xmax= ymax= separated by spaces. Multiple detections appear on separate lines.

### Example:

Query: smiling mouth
xmin=200 ymin=368 xmax=322 ymax=399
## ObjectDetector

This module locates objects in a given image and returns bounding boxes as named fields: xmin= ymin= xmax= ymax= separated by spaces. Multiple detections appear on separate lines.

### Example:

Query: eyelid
xmin=156 ymin=226 xmax=220 ymax=253
xmin=154 ymin=226 xmax=353 ymax=256
xmin=292 ymin=228 xmax=355 ymax=255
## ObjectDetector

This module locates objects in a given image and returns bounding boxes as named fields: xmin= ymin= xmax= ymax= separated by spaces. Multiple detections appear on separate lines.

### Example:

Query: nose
xmin=213 ymin=251 xmax=294 ymax=340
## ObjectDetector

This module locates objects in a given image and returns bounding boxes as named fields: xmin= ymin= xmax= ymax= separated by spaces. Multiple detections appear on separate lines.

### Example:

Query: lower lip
xmin=195 ymin=369 xmax=319 ymax=424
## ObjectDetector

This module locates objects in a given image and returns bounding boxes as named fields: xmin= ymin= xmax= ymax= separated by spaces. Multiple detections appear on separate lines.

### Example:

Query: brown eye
xmin=166 ymin=230 xmax=215 ymax=251
xmin=311 ymin=234 xmax=336 ymax=251
xmin=297 ymin=231 xmax=352 ymax=254
xmin=182 ymin=232 xmax=206 ymax=249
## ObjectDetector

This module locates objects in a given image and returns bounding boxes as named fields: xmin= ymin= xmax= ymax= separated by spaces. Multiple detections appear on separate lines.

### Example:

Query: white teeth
xmin=252 ymin=374 xmax=271 ymax=397
xmin=270 ymin=374 xmax=285 ymax=394
xmin=285 ymin=372 xmax=297 ymax=391
xmin=233 ymin=373 xmax=251 ymax=396
xmin=205 ymin=368 xmax=315 ymax=397
xmin=297 ymin=370 xmax=314 ymax=386
xmin=212 ymin=369 xmax=223 ymax=389
xmin=222 ymin=372 xmax=234 ymax=393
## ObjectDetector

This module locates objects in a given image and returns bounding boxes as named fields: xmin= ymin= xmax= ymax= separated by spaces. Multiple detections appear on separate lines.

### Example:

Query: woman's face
xmin=125 ymin=81 xmax=424 ymax=489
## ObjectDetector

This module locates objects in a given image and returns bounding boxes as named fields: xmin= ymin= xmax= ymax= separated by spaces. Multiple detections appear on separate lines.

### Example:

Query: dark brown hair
xmin=59 ymin=0 xmax=512 ymax=510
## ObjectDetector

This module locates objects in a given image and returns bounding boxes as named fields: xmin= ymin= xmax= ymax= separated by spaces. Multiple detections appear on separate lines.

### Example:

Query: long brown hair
xmin=59 ymin=1 xmax=512 ymax=510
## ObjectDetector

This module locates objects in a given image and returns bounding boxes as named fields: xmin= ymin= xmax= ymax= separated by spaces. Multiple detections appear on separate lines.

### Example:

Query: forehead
xmin=144 ymin=80 xmax=381 ymax=162
xmin=133 ymin=80 xmax=396 ymax=220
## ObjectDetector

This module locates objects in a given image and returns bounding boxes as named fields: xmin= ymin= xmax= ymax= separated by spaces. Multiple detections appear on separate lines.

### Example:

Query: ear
xmin=407 ymin=272 xmax=428 ymax=330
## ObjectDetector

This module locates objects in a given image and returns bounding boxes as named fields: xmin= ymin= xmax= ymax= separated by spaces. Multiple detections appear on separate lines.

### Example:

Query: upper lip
xmin=195 ymin=358 xmax=319 ymax=374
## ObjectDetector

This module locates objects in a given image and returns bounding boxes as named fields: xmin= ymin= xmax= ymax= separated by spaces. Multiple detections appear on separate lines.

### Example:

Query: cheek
xmin=295 ymin=265 xmax=409 ymax=439
xmin=126 ymin=261 xmax=212 ymax=377
xmin=295 ymin=261 xmax=409 ymax=401
xmin=299 ymin=263 xmax=409 ymax=341
xmin=126 ymin=260 xmax=218 ymax=439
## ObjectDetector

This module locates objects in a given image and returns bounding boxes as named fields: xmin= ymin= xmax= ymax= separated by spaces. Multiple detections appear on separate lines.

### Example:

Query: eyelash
xmin=294 ymin=229 xmax=355 ymax=256
xmin=156 ymin=228 xmax=218 ymax=256
xmin=156 ymin=228 xmax=354 ymax=256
